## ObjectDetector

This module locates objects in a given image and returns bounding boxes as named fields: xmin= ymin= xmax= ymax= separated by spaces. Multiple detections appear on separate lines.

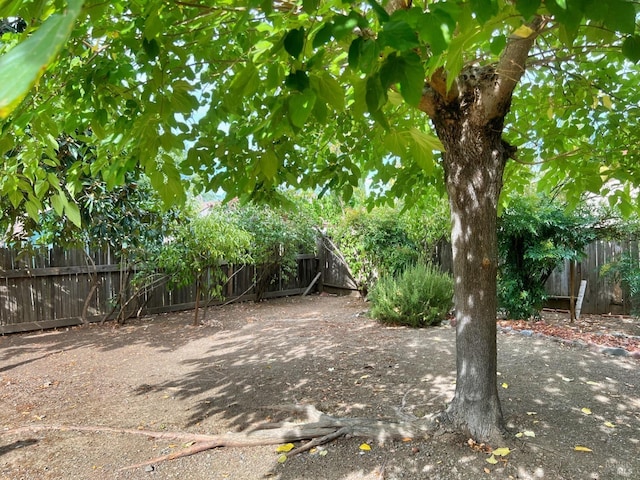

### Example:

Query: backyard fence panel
xmin=544 ymin=239 xmax=636 ymax=315
xmin=1 ymin=247 xmax=320 ymax=333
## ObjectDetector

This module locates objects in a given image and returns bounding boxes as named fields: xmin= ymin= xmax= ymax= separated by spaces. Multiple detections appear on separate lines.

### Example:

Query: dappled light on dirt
xmin=0 ymin=295 xmax=637 ymax=479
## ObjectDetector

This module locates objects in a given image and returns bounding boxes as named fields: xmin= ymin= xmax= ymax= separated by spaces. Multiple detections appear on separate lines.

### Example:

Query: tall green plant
xmin=231 ymin=202 xmax=316 ymax=300
xmin=330 ymin=206 xmax=419 ymax=293
xmin=602 ymin=251 xmax=640 ymax=317
xmin=497 ymin=195 xmax=598 ymax=319
xmin=157 ymin=210 xmax=252 ymax=325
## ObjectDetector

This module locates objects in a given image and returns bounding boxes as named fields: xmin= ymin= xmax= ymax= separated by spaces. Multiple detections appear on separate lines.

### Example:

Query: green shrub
xmin=602 ymin=252 xmax=640 ymax=317
xmin=369 ymin=263 xmax=453 ymax=328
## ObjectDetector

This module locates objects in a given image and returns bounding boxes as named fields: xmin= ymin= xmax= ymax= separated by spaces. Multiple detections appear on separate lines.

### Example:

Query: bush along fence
xmin=0 ymin=246 xmax=318 ymax=334
xmin=2 ymin=237 xmax=638 ymax=333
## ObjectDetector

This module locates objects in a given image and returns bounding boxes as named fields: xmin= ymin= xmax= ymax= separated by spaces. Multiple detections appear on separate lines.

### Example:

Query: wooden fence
xmin=544 ymin=238 xmax=639 ymax=315
xmin=0 ymin=247 xmax=319 ymax=334
xmin=2 ymin=237 xmax=637 ymax=333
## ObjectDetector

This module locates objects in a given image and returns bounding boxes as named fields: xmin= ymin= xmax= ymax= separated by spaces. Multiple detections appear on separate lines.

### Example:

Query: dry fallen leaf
xmin=486 ymin=454 xmax=498 ymax=464
xmin=501 ymin=382 xmax=509 ymax=389
xmin=604 ymin=421 xmax=616 ymax=428
xmin=319 ymin=450 xmax=328 ymax=457
xmin=515 ymin=432 xmax=523 ymax=438
xmin=277 ymin=454 xmax=288 ymax=463
xmin=581 ymin=407 xmax=592 ymax=415
xmin=359 ymin=443 xmax=371 ymax=451
xmin=523 ymin=430 xmax=535 ymax=438
xmin=574 ymin=446 xmax=593 ymax=452
xmin=276 ymin=443 xmax=295 ymax=453
xmin=492 ymin=447 xmax=511 ymax=457
xmin=484 ymin=467 xmax=491 ymax=473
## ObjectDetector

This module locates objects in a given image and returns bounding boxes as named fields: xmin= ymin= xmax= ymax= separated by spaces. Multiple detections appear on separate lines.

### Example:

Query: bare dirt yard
xmin=1 ymin=295 xmax=638 ymax=480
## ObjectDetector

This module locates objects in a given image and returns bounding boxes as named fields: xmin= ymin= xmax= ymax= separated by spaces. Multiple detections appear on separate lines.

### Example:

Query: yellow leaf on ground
xmin=309 ymin=448 xmax=317 ymax=454
xmin=319 ymin=450 xmax=328 ymax=457
xmin=581 ymin=408 xmax=592 ymax=415
xmin=276 ymin=443 xmax=295 ymax=452
xmin=359 ymin=443 xmax=371 ymax=451
xmin=277 ymin=454 xmax=288 ymax=463
xmin=492 ymin=447 xmax=511 ymax=457
xmin=604 ymin=422 xmax=616 ymax=428
xmin=501 ymin=383 xmax=509 ymax=389
xmin=575 ymin=446 xmax=593 ymax=452
xmin=486 ymin=454 xmax=498 ymax=464
xmin=515 ymin=432 xmax=523 ymax=438
xmin=523 ymin=430 xmax=536 ymax=438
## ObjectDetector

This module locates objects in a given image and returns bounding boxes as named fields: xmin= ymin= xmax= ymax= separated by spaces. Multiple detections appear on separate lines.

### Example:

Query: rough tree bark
xmin=418 ymin=17 xmax=548 ymax=442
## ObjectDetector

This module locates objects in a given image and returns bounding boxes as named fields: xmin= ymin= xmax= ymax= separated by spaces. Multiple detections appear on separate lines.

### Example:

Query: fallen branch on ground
xmin=2 ymin=404 xmax=436 ymax=471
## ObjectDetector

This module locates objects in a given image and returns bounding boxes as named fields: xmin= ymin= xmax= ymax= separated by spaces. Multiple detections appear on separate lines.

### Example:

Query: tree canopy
xmin=1 ymin=0 xmax=638 ymax=219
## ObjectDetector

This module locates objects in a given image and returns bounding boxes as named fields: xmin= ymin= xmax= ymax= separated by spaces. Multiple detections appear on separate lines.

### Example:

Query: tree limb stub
xmin=1 ymin=405 xmax=435 ymax=471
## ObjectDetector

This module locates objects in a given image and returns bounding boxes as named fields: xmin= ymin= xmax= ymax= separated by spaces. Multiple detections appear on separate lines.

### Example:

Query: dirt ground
xmin=0 ymin=295 xmax=638 ymax=480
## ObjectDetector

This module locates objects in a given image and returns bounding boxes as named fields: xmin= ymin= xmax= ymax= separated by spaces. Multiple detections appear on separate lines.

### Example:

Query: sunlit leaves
xmin=378 ymin=20 xmax=420 ymax=51
xmin=310 ymin=72 xmax=345 ymax=112
xmin=0 ymin=0 xmax=84 ymax=119
xmin=288 ymin=90 xmax=317 ymax=128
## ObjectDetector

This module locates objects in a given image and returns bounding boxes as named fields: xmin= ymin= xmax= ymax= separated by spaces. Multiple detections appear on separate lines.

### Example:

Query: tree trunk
xmin=435 ymin=114 xmax=509 ymax=443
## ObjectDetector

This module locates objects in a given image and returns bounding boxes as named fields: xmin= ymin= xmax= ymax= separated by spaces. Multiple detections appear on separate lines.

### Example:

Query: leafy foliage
xmin=601 ymin=251 xmax=640 ymax=317
xmin=329 ymin=206 xmax=420 ymax=292
xmin=156 ymin=209 xmax=252 ymax=324
xmin=497 ymin=195 xmax=599 ymax=319
xmin=369 ymin=262 xmax=453 ymax=328
xmin=230 ymin=201 xmax=317 ymax=300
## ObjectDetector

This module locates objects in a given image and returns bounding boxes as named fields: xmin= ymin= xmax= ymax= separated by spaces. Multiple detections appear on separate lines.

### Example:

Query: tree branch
xmin=488 ymin=16 xmax=549 ymax=119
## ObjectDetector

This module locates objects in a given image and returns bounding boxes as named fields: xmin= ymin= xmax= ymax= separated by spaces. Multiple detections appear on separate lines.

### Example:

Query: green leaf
xmin=24 ymin=198 xmax=40 ymax=222
xmin=588 ymin=0 xmax=636 ymax=35
xmin=417 ymin=11 xmax=454 ymax=55
xmin=348 ymin=37 xmax=363 ymax=70
xmin=490 ymin=34 xmax=507 ymax=55
xmin=516 ymin=0 xmax=541 ymax=18
xmin=229 ymin=62 xmax=259 ymax=97
xmin=622 ymin=35 xmax=640 ymax=63
xmin=284 ymin=27 xmax=305 ymax=58
xmin=285 ymin=70 xmax=310 ymax=92
xmin=142 ymin=37 xmax=160 ymax=59
xmin=64 ymin=200 xmax=82 ymax=228
xmin=288 ymin=89 xmax=316 ymax=127
xmin=260 ymin=150 xmax=279 ymax=180
xmin=0 ymin=0 xmax=84 ymax=119
xmin=470 ymin=0 xmax=499 ymax=24
xmin=313 ymin=22 xmax=334 ymax=48
xmin=366 ymin=75 xmax=387 ymax=114
xmin=302 ymin=0 xmax=319 ymax=13
xmin=311 ymin=72 xmax=345 ymax=111
xmin=398 ymin=52 xmax=425 ymax=106
xmin=51 ymin=193 xmax=65 ymax=216
xmin=378 ymin=20 xmax=420 ymax=51
xmin=366 ymin=0 xmax=390 ymax=23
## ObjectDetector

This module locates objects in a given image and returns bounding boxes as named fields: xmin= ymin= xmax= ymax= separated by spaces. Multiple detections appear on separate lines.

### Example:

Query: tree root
xmin=1 ymin=404 xmax=436 ymax=471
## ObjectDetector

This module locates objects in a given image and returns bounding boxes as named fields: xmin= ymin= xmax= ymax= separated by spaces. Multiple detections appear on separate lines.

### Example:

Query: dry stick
xmin=285 ymin=426 xmax=351 ymax=458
